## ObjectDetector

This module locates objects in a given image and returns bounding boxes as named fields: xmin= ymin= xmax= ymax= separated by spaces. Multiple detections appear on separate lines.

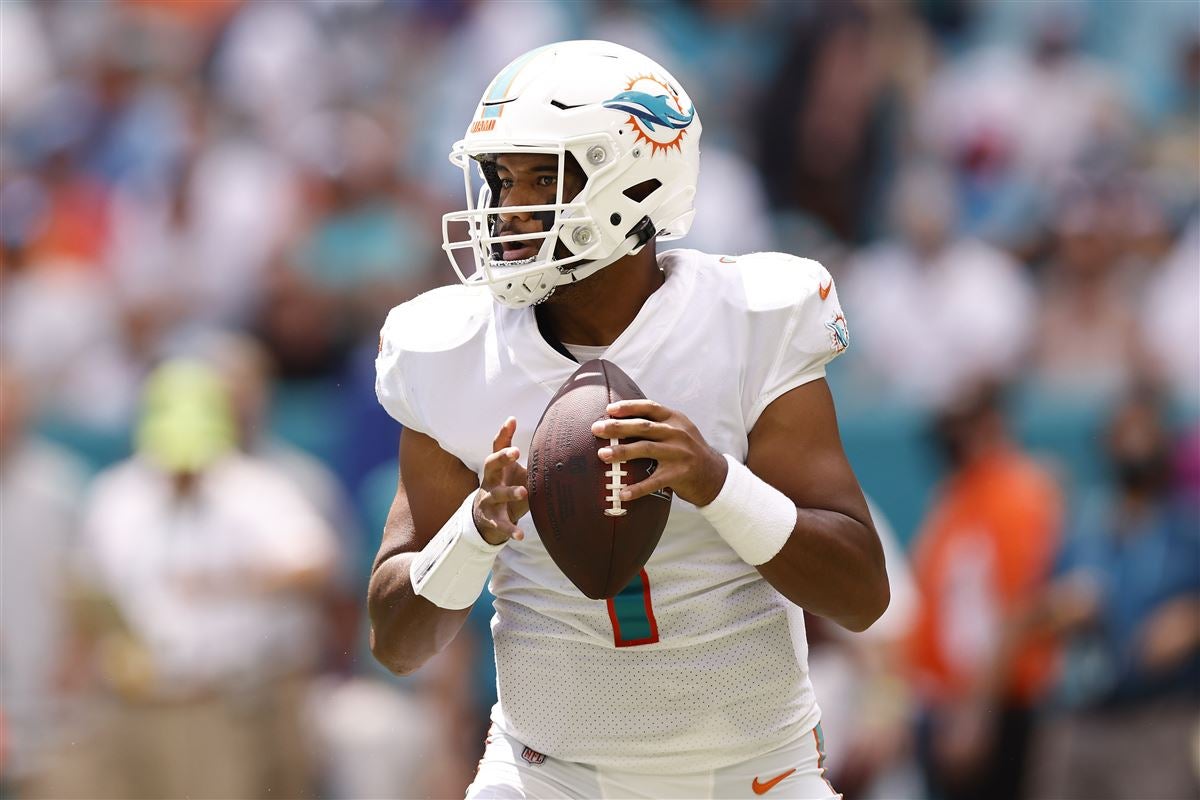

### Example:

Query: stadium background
xmin=1 ymin=1 xmax=1197 ymax=798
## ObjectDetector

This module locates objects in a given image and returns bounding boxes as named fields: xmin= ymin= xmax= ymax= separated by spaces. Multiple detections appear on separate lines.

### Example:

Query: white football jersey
xmin=376 ymin=249 xmax=849 ymax=774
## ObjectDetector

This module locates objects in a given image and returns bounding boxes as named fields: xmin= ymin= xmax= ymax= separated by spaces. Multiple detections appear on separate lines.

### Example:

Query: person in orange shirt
xmin=907 ymin=382 xmax=1063 ymax=800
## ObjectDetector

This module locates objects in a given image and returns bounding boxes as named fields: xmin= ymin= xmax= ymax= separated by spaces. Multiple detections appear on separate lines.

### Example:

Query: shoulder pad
xmin=379 ymin=285 xmax=493 ymax=356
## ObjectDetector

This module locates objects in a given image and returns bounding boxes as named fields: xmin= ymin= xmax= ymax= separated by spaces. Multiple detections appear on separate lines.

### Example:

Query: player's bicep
xmin=372 ymin=428 xmax=480 ymax=572
xmin=745 ymin=378 xmax=871 ymax=527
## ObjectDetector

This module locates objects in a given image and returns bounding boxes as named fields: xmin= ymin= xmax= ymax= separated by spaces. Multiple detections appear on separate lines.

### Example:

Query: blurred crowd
xmin=0 ymin=1 xmax=1196 ymax=799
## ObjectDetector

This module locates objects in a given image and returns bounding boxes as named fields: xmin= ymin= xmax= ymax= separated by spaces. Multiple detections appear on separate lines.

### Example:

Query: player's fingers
xmin=606 ymin=399 xmax=672 ymax=421
xmin=476 ymin=488 xmax=513 ymax=519
xmin=591 ymin=418 xmax=675 ymax=441
xmin=597 ymin=439 xmax=673 ymax=463
xmin=620 ymin=470 xmax=675 ymax=502
xmin=482 ymin=447 xmax=519 ymax=481
xmin=491 ymin=416 xmax=517 ymax=453
xmin=503 ymin=464 xmax=531 ymax=516
xmin=507 ymin=461 xmax=529 ymax=485
xmin=483 ymin=517 xmax=520 ymax=541
xmin=481 ymin=446 xmax=520 ymax=487
xmin=472 ymin=498 xmax=519 ymax=543
xmin=485 ymin=485 xmax=527 ymax=505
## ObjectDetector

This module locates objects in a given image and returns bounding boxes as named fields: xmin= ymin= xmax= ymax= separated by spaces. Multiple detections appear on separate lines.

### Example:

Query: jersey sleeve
xmin=375 ymin=305 xmax=428 ymax=435
xmin=374 ymin=286 xmax=494 ymax=438
xmin=740 ymin=254 xmax=849 ymax=429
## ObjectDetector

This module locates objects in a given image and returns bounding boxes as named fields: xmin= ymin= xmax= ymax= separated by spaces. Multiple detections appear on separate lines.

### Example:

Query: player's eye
xmin=498 ymin=178 xmax=515 ymax=191
xmin=536 ymin=175 xmax=557 ymax=188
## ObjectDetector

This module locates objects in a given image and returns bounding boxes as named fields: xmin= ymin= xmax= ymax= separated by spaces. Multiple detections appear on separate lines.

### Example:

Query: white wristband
xmin=699 ymin=454 xmax=797 ymax=566
xmin=409 ymin=491 xmax=506 ymax=609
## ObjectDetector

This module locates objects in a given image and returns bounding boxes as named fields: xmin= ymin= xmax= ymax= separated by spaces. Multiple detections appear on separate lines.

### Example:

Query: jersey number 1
xmin=606 ymin=569 xmax=659 ymax=647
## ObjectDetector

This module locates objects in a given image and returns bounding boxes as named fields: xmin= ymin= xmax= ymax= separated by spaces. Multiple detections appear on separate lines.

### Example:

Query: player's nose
xmin=496 ymin=204 xmax=531 ymax=224
xmin=497 ymin=180 xmax=546 ymax=223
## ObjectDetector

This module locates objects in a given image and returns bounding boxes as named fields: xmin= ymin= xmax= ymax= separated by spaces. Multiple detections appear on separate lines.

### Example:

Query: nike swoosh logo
xmin=752 ymin=769 xmax=796 ymax=795
xmin=719 ymin=256 xmax=737 ymax=263
xmin=818 ymin=280 xmax=832 ymax=300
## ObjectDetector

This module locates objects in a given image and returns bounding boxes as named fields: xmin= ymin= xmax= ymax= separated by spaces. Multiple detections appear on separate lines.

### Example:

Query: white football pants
xmin=466 ymin=723 xmax=841 ymax=799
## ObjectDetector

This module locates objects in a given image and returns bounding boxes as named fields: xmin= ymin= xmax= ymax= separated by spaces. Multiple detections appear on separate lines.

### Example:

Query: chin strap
xmin=628 ymin=215 xmax=656 ymax=250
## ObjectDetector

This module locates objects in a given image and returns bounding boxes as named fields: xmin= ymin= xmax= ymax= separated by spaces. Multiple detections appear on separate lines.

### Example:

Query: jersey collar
xmin=497 ymin=249 xmax=699 ymax=391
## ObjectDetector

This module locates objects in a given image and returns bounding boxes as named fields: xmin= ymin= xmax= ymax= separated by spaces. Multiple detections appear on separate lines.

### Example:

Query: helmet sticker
xmin=602 ymin=74 xmax=695 ymax=156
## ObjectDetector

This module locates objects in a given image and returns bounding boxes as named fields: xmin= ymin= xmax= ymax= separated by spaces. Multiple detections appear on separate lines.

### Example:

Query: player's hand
xmin=474 ymin=417 xmax=529 ymax=545
xmin=592 ymin=400 xmax=728 ymax=507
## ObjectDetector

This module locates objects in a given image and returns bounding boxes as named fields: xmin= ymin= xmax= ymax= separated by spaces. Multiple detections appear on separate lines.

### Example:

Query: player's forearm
xmin=757 ymin=509 xmax=890 ymax=632
xmin=367 ymin=553 xmax=471 ymax=675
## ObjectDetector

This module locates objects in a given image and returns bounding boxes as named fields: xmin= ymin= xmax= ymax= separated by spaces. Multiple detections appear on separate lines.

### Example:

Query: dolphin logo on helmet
xmin=601 ymin=91 xmax=695 ymax=132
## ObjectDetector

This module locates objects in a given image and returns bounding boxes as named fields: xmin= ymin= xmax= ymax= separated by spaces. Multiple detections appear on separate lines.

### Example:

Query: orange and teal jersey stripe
xmin=813 ymin=722 xmax=836 ymax=794
xmin=606 ymin=568 xmax=659 ymax=647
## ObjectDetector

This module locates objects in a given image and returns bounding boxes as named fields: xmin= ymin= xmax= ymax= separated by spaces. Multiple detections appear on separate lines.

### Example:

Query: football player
xmin=370 ymin=41 xmax=889 ymax=799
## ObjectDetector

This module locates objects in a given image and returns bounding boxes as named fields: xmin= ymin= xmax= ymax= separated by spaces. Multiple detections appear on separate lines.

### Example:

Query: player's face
xmin=493 ymin=153 xmax=585 ymax=262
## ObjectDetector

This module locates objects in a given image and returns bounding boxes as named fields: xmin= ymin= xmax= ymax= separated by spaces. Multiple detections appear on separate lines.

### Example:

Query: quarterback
xmin=369 ymin=41 xmax=889 ymax=799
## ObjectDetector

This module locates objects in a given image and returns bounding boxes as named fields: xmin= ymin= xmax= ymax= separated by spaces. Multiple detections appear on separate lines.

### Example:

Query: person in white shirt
xmin=369 ymin=41 xmax=889 ymax=800
xmin=72 ymin=359 xmax=337 ymax=800
xmin=841 ymin=161 xmax=1036 ymax=409
xmin=0 ymin=359 xmax=88 ymax=794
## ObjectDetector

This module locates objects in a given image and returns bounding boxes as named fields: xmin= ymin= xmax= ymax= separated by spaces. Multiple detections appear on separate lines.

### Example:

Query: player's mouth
xmin=501 ymin=240 xmax=539 ymax=261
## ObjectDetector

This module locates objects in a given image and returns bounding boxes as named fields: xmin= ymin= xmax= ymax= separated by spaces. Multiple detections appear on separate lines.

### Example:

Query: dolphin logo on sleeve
xmin=825 ymin=313 xmax=849 ymax=354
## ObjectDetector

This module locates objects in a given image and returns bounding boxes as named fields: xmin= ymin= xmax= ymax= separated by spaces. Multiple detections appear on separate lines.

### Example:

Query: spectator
xmin=1145 ymin=31 xmax=1199 ymax=203
xmin=206 ymin=332 xmax=357 ymax=551
xmin=1026 ymin=390 xmax=1200 ymax=800
xmin=292 ymin=111 xmax=443 ymax=339
xmin=52 ymin=360 xmax=336 ymax=800
xmin=0 ymin=2 xmax=52 ymax=122
xmin=1031 ymin=184 xmax=1144 ymax=399
xmin=0 ymin=252 xmax=141 ymax=431
xmin=0 ymin=359 xmax=88 ymax=795
xmin=841 ymin=160 xmax=1036 ymax=409
xmin=1139 ymin=215 xmax=1200 ymax=404
xmin=205 ymin=331 xmax=364 ymax=671
xmin=907 ymin=382 xmax=1063 ymax=800
xmin=917 ymin=10 xmax=1131 ymax=185
xmin=210 ymin=1 xmax=332 ymax=145
xmin=756 ymin=2 xmax=898 ymax=245
xmin=173 ymin=130 xmax=300 ymax=326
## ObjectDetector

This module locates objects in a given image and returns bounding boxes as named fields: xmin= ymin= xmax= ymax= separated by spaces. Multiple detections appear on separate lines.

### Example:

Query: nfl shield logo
xmin=520 ymin=746 xmax=545 ymax=766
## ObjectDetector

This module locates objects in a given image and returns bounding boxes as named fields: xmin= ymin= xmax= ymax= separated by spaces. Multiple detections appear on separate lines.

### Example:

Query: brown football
xmin=527 ymin=359 xmax=672 ymax=599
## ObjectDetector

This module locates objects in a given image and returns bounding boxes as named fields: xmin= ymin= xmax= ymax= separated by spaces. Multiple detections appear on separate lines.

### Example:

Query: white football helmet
xmin=442 ymin=40 xmax=702 ymax=307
